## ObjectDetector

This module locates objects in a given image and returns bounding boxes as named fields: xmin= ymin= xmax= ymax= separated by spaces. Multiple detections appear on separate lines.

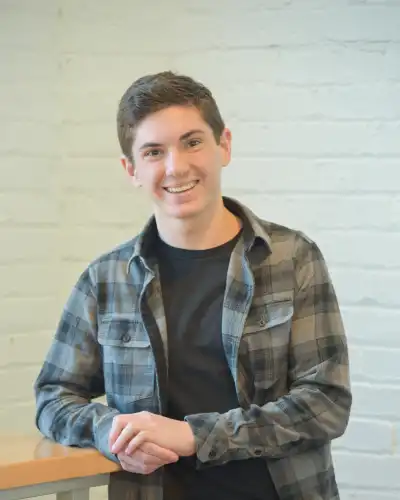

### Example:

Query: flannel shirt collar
xmin=127 ymin=197 xmax=272 ymax=273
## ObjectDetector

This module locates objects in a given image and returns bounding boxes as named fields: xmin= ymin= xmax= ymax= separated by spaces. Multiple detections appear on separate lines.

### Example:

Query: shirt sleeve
xmin=184 ymin=234 xmax=352 ymax=466
xmin=34 ymin=267 xmax=120 ymax=463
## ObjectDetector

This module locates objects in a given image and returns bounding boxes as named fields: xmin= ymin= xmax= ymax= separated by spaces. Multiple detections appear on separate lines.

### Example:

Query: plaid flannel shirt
xmin=35 ymin=197 xmax=352 ymax=500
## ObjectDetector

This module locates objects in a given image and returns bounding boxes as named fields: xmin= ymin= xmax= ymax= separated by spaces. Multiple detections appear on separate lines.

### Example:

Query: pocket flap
xmin=245 ymin=300 xmax=293 ymax=334
xmin=98 ymin=315 xmax=150 ymax=348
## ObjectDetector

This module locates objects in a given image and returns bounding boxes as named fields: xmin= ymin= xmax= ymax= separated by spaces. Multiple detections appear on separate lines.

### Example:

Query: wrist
xmin=182 ymin=421 xmax=196 ymax=456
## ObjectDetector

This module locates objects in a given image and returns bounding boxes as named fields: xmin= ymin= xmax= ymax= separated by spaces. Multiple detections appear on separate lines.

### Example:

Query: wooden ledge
xmin=0 ymin=434 xmax=120 ymax=490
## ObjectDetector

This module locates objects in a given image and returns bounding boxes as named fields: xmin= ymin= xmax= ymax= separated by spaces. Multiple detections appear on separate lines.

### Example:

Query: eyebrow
xmin=138 ymin=129 xmax=205 ymax=151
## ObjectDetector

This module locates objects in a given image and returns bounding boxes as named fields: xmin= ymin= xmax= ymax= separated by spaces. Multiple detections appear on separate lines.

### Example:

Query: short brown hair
xmin=116 ymin=71 xmax=225 ymax=162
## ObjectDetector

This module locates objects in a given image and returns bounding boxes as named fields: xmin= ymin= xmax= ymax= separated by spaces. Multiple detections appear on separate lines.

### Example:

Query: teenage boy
xmin=35 ymin=71 xmax=352 ymax=500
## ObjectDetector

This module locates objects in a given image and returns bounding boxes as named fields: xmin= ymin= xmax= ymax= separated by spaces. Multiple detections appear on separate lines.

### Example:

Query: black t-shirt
xmin=157 ymin=232 xmax=279 ymax=500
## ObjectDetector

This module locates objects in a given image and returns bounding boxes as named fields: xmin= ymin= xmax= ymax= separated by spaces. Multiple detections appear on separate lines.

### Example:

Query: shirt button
xmin=254 ymin=448 xmax=263 ymax=456
xmin=122 ymin=333 xmax=131 ymax=343
xmin=258 ymin=318 xmax=266 ymax=328
xmin=209 ymin=449 xmax=217 ymax=459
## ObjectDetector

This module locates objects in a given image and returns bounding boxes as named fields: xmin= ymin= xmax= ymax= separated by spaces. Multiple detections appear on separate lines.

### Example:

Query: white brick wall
xmin=1 ymin=0 xmax=399 ymax=498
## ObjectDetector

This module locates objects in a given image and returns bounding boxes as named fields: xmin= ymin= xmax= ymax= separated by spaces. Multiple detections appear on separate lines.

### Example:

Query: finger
xmin=125 ymin=430 xmax=149 ymax=455
xmin=118 ymin=455 xmax=130 ymax=468
xmin=118 ymin=453 xmax=159 ymax=475
xmin=138 ymin=442 xmax=179 ymax=463
xmin=111 ymin=423 xmax=136 ymax=454
xmin=108 ymin=417 xmax=127 ymax=451
xmin=121 ymin=450 xmax=163 ymax=467
xmin=119 ymin=457 xmax=146 ymax=474
xmin=118 ymin=454 xmax=142 ymax=470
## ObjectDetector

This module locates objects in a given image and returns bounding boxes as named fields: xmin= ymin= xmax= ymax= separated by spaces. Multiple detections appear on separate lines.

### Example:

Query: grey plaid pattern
xmin=35 ymin=197 xmax=351 ymax=500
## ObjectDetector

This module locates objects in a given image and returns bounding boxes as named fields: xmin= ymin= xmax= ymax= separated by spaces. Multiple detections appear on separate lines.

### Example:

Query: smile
xmin=164 ymin=181 xmax=198 ymax=194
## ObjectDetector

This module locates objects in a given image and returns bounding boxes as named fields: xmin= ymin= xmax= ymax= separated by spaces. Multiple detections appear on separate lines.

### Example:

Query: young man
xmin=35 ymin=71 xmax=352 ymax=500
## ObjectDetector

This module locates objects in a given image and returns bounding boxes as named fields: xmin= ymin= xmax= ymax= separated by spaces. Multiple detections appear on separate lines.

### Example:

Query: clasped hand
xmin=108 ymin=412 xmax=196 ymax=475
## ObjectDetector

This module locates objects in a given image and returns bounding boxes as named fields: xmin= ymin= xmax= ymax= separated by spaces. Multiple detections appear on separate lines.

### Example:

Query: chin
xmin=165 ymin=200 xmax=206 ymax=220
xmin=167 ymin=206 xmax=200 ymax=220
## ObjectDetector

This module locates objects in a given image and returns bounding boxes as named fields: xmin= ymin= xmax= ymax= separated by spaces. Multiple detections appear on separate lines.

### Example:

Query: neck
xmin=155 ymin=198 xmax=241 ymax=250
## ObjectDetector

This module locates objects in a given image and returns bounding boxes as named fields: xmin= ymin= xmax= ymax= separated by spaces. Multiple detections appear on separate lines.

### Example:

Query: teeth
xmin=166 ymin=181 xmax=197 ymax=193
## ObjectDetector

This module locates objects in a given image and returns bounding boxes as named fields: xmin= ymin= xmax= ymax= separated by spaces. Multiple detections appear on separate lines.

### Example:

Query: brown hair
xmin=116 ymin=71 xmax=225 ymax=162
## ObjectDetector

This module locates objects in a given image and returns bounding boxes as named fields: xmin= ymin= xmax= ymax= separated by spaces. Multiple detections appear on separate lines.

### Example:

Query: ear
xmin=120 ymin=156 xmax=141 ymax=187
xmin=219 ymin=128 xmax=232 ymax=167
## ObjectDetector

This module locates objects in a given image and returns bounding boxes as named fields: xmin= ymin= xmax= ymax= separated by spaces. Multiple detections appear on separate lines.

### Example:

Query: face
xmin=122 ymin=105 xmax=231 ymax=222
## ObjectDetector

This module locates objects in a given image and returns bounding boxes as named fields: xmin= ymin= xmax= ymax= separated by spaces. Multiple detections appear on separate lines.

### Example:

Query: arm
xmin=184 ymin=235 xmax=352 ymax=466
xmin=34 ymin=268 xmax=120 ymax=462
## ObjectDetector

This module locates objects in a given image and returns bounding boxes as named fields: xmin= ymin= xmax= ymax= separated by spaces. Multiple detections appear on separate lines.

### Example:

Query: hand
xmin=109 ymin=412 xmax=196 ymax=457
xmin=117 ymin=442 xmax=179 ymax=475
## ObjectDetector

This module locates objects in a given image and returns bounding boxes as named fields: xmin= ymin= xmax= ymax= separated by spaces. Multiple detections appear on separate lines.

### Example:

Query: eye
xmin=144 ymin=149 xmax=163 ymax=159
xmin=187 ymin=139 xmax=202 ymax=148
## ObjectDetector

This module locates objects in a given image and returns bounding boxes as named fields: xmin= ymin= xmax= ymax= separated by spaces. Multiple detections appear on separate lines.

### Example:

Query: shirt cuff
xmin=93 ymin=409 xmax=121 ymax=463
xmin=184 ymin=412 xmax=228 ymax=465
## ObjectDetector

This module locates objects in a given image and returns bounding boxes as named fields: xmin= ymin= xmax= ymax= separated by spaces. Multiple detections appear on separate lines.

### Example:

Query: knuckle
xmin=141 ymin=442 xmax=151 ymax=453
xmin=124 ymin=422 xmax=133 ymax=432
xmin=113 ymin=414 xmax=123 ymax=425
xmin=121 ymin=460 xmax=137 ymax=474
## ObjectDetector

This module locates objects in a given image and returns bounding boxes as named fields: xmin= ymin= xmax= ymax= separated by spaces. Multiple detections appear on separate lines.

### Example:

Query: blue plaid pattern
xmin=35 ymin=197 xmax=351 ymax=499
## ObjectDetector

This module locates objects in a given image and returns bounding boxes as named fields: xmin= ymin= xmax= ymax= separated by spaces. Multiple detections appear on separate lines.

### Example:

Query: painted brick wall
xmin=1 ymin=1 xmax=399 ymax=498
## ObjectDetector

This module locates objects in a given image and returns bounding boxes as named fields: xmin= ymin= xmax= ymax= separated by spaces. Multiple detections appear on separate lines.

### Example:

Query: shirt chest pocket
xmin=243 ymin=300 xmax=293 ymax=388
xmin=98 ymin=315 xmax=156 ymax=401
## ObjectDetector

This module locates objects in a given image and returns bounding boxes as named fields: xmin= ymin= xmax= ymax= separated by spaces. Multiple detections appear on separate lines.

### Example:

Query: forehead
xmin=133 ymin=105 xmax=212 ymax=147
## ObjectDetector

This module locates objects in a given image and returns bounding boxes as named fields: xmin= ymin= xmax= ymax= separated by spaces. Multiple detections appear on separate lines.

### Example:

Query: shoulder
xmin=256 ymin=215 xmax=322 ymax=263
xmin=255 ymin=218 xmax=333 ymax=298
xmin=90 ymin=237 xmax=138 ymax=268
xmin=236 ymin=198 xmax=320 ymax=259
xmin=75 ymin=236 xmax=140 ymax=289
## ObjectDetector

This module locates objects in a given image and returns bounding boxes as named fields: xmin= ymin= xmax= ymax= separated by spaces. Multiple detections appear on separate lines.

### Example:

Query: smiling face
xmin=124 ymin=105 xmax=231 ymax=223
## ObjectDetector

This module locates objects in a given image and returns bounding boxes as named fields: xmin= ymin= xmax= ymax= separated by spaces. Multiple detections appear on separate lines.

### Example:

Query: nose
xmin=165 ymin=149 xmax=188 ymax=177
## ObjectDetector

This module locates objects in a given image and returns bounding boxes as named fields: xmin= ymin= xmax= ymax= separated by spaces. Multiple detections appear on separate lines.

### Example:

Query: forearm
xmin=185 ymin=380 xmax=351 ymax=466
xmin=35 ymin=383 xmax=120 ymax=462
